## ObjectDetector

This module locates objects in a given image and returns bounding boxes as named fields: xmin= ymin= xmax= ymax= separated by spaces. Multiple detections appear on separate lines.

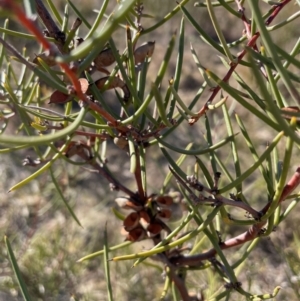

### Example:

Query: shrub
xmin=1 ymin=0 xmax=300 ymax=300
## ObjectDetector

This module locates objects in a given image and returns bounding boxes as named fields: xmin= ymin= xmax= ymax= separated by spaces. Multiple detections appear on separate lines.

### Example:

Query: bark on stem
xmin=34 ymin=0 xmax=66 ymax=52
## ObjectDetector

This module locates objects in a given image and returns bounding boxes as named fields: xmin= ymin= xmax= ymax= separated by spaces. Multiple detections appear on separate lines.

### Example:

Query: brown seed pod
xmin=93 ymin=76 xmax=130 ymax=102
xmin=123 ymin=212 xmax=140 ymax=231
xmin=134 ymin=41 xmax=155 ymax=65
xmin=125 ymin=227 xmax=146 ymax=242
xmin=139 ymin=210 xmax=151 ymax=228
xmin=64 ymin=141 xmax=81 ymax=158
xmin=64 ymin=141 xmax=92 ymax=159
xmin=49 ymin=90 xmax=71 ymax=104
xmin=49 ymin=78 xmax=89 ymax=104
xmin=156 ymin=195 xmax=173 ymax=207
xmin=93 ymin=48 xmax=116 ymax=70
xmin=147 ymin=222 xmax=162 ymax=237
xmin=157 ymin=208 xmax=172 ymax=221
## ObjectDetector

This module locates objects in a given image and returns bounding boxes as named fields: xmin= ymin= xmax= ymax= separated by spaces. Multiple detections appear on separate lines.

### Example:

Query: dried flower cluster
xmin=46 ymin=41 xmax=155 ymax=105
xmin=116 ymin=195 xmax=174 ymax=242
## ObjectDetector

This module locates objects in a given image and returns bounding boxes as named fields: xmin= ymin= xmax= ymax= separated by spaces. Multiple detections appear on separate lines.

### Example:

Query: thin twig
xmin=171 ymin=166 xmax=300 ymax=267
xmin=74 ymin=149 xmax=136 ymax=197
xmin=265 ymin=0 xmax=292 ymax=26
xmin=34 ymin=0 xmax=66 ymax=52
xmin=133 ymin=146 xmax=146 ymax=200
xmin=189 ymin=33 xmax=260 ymax=124
xmin=215 ymin=195 xmax=261 ymax=219
xmin=160 ymin=255 xmax=192 ymax=301
xmin=0 ymin=36 xmax=41 ymax=72
xmin=189 ymin=0 xmax=292 ymax=125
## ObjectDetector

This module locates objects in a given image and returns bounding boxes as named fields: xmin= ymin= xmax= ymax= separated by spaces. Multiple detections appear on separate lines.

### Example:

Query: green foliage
xmin=1 ymin=0 xmax=300 ymax=300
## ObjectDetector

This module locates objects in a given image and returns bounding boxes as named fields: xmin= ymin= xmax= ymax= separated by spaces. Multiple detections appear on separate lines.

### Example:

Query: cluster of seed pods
xmin=115 ymin=194 xmax=173 ymax=242
xmin=34 ymin=39 xmax=155 ymax=104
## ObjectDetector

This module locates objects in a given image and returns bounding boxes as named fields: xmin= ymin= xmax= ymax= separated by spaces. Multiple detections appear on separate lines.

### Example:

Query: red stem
xmin=189 ymin=33 xmax=260 ymax=124
xmin=189 ymin=0 xmax=292 ymax=125
xmin=265 ymin=0 xmax=291 ymax=26
xmin=172 ymin=166 xmax=300 ymax=266
xmin=7 ymin=2 xmax=52 ymax=51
